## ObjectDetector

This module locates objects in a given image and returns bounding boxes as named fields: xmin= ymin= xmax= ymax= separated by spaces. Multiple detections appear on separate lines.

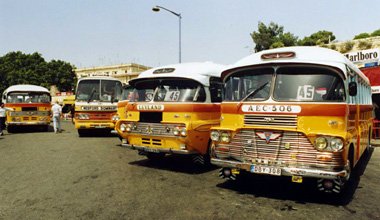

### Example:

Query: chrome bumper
xmin=121 ymin=143 xmax=197 ymax=155
xmin=211 ymin=158 xmax=348 ymax=180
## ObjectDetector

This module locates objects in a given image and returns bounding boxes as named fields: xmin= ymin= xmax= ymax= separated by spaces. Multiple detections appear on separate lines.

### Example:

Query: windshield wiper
xmin=87 ymin=90 xmax=96 ymax=103
xmin=237 ymin=81 xmax=269 ymax=109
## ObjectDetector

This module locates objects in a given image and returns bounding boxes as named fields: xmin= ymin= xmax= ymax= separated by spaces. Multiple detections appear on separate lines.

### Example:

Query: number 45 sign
xmin=297 ymin=85 xmax=314 ymax=100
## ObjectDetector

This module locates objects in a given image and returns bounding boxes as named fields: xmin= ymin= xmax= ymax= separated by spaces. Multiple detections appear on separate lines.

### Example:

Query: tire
xmin=193 ymin=142 xmax=212 ymax=166
xmin=7 ymin=125 xmax=14 ymax=133
xmin=78 ymin=129 xmax=87 ymax=137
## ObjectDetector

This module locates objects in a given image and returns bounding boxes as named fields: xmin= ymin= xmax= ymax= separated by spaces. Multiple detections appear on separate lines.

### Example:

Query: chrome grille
xmin=130 ymin=122 xmax=185 ymax=137
xmin=215 ymin=129 xmax=343 ymax=170
xmin=244 ymin=114 xmax=297 ymax=128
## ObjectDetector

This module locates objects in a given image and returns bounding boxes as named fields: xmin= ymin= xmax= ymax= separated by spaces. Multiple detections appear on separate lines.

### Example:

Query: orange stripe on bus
xmin=5 ymin=103 xmax=51 ymax=107
xmin=221 ymin=103 xmax=372 ymax=116
xmin=127 ymin=103 xmax=220 ymax=112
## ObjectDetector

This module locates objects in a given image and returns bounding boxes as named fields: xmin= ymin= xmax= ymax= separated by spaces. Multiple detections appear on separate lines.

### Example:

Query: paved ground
xmin=0 ymin=121 xmax=379 ymax=220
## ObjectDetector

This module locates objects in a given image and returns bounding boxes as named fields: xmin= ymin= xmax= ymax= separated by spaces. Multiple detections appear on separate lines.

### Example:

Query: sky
xmin=1 ymin=0 xmax=379 ymax=69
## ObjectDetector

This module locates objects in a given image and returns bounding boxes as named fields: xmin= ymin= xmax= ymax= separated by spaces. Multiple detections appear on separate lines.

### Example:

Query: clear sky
xmin=1 ymin=0 xmax=379 ymax=68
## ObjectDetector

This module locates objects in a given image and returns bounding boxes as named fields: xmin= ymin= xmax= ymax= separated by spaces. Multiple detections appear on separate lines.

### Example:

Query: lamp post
xmin=152 ymin=5 xmax=182 ymax=63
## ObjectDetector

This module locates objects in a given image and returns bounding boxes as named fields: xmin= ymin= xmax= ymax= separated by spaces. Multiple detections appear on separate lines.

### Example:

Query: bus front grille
xmin=215 ymin=129 xmax=343 ymax=170
xmin=130 ymin=122 xmax=185 ymax=137
xmin=244 ymin=114 xmax=297 ymax=128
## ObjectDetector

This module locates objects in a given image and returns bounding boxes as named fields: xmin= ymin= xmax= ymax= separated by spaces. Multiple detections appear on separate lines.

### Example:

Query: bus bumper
xmin=211 ymin=158 xmax=349 ymax=180
xmin=122 ymin=143 xmax=197 ymax=155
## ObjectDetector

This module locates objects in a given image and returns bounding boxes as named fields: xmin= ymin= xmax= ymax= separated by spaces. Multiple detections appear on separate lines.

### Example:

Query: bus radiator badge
xmin=256 ymin=132 xmax=281 ymax=144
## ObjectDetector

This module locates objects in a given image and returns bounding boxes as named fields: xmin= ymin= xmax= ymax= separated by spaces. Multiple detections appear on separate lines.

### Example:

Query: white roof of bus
xmin=77 ymin=76 xmax=122 ymax=82
xmin=133 ymin=62 xmax=225 ymax=86
xmin=3 ymin=84 xmax=50 ymax=94
xmin=223 ymin=46 xmax=369 ymax=84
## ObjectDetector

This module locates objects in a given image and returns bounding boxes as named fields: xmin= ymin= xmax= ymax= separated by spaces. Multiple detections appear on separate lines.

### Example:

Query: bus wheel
xmin=146 ymin=152 xmax=165 ymax=161
xmin=192 ymin=144 xmax=212 ymax=166
xmin=7 ymin=125 xmax=14 ymax=133
xmin=78 ymin=129 xmax=87 ymax=137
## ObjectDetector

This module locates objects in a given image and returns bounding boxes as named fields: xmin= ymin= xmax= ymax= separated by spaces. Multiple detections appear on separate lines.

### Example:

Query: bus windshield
xmin=76 ymin=79 xmax=123 ymax=102
xmin=6 ymin=92 xmax=51 ymax=103
xmin=224 ymin=66 xmax=345 ymax=102
xmin=131 ymin=78 xmax=206 ymax=102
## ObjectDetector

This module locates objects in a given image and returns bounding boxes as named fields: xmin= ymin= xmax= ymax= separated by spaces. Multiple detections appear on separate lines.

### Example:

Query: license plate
xmin=145 ymin=148 xmax=160 ymax=153
xmin=250 ymin=165 xmax=281 ymax=176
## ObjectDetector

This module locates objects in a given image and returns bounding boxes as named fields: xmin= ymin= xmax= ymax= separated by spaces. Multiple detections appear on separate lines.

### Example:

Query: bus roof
xmin=3 ymin=84 xmax=50 ymax=95
xmin=77 ymin=76 xmax=122 ymax=82
xmin=222 ymin=46 xmax=370 ymax=84
xmin=132 ymin=62 xmax=225 ymax=86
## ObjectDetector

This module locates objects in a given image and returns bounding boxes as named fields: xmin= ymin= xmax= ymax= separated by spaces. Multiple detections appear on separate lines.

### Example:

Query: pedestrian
xmin=0 ymin=102 xmax=13 ymax=136
xmin=51 ymin=101 xmax=62 ymax=133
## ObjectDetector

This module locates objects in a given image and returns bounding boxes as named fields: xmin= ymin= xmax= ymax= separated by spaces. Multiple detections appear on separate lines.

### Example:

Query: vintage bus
xmin=115 ymin=62 xmax=224 ymax=164
xmin=210 ymin=46 xmax=373 ymax=193
xmin=74 ymin=76 xmax=123 ymax=136
xmin=1 ymin=84 xmax=51 ymax=132
xmin=111 ymin=84 xmax=134 ymax=138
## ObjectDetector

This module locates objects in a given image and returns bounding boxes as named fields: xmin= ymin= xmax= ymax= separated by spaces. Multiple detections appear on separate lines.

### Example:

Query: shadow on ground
xmin=128 ymin=154 xmax=218 ymax=174
xmin=216 ymin=147 xmax=374 ymax=206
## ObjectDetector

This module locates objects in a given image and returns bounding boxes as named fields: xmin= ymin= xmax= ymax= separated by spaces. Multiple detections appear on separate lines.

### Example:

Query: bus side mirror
xmin=349 ymin=82 xmax=357 ymax=96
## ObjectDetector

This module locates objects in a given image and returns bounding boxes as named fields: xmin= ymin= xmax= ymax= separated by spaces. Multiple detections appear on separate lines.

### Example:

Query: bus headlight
xmin=210 ymin=131 xmax=220 ymax=141
xmin=330 ymin=138 xmax=344 ymax=152
xmin=12 ymin=117 xmax=21 ymax=122
xmin=220 ymin=132 xmax=231 ymax=143
xmin=180 ymin=128 xmax=187 ymax=137
xmin=112 ymin=114 xmax=120 ymax=122
xmin=315 ymin=137 xmax=328 ymax=150
xmin=120 ymin=123 xmax=127 ymax=132
xmin=77 ymin=113 xmax=89 ymax=120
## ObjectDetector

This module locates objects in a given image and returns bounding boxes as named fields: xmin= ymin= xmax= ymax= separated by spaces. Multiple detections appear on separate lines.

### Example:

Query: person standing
xmin=51 ymin=101 xmax=62 ymax=133
xmin=0 ymin=102 xmax=13 ymax=136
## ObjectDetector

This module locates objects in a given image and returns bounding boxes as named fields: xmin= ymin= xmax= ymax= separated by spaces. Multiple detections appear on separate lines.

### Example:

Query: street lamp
xmin=152 ymin=5 xmax=182 ymax=63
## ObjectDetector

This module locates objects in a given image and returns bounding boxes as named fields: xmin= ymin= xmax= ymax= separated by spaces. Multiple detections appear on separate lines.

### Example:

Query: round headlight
xmin=180 ymin=128 xmax=187 ymax=137
xmin=173 ymin=127 xmax=180 ymax=136
xmin=315 ymin=137 xmax=328 ymax=150
xmin=210 ymin=131 xmax=220 ymax=141
xmin=112 ymin=114 xmax=120 ymax=121
xmin=330 ymin=138 xmax=344 ymax=151
xmin=120 ymin=123 xmax=127 ymax=132
xmin=220 ymin=132 xmax=231 ymax=143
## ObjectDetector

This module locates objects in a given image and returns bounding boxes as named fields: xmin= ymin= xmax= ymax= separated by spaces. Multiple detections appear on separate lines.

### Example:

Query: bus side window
xmin=210 ymin=77 xmax=223 ymax=102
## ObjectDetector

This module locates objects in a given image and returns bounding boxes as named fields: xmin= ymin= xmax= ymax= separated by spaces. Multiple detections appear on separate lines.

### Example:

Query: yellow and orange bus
xmin=210 ymin=46 xmax=373 ymax=193
xmin=115 ymin=62 xmax=224 ymax=164
xmin=2 ymin=84 xmax=51 ymax=132
xmin=74 ymin=76 xmax=123 ymax=136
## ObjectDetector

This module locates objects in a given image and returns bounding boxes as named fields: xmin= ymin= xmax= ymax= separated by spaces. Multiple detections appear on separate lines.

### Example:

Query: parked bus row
xmin=114 ymin=46 xmax=373 ymax=194
xmin=1 ymin=46 xmax=373 ymax=194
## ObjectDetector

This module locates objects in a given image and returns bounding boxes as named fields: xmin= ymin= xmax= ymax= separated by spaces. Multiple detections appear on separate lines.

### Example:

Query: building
xmin=74 ymin=63 xmax=151 ymax=84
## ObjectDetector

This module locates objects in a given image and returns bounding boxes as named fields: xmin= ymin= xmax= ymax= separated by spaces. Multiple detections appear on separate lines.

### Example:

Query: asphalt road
xmin=0 ymin=121 xmax=379 ymax=220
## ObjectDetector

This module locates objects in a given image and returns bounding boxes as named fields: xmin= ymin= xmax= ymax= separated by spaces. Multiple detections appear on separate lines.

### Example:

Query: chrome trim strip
xmin=122 ymin=143 xmax=197 ymax=155
xmin=211 ymin=158 xmax=348 ymax=179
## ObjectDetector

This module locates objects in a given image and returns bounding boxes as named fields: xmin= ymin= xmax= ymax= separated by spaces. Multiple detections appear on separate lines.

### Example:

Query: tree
xmin=354 ymin=32 xmax=371 ymax=40
xmin=0 ymin=51 xmax=76 ymax=95
xmin=250 ymin=22 xmax=284 ymax=52
xmin=299 ymin=30 xmax=335 ymax=46
xmin=250 ymin=22 xmax=299 ymax=52
xmin=371 ymin=29 xmax=380 ymax=37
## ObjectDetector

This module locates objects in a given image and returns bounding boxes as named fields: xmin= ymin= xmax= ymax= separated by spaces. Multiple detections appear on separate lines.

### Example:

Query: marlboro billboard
xmin=345 ymin=48 xmax=380 ymax=68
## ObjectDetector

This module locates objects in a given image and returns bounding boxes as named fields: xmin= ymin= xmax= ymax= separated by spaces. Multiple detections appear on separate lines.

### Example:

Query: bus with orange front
xmin=210 ymin=46 xmax=372 ymax=193
xmin=115 ymin=62 xmax=224 ymax=164
xmin=74 ymin=76 xmax=123 ymax=136
xmin=2 ymin=84 xmax=51 ymax=132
